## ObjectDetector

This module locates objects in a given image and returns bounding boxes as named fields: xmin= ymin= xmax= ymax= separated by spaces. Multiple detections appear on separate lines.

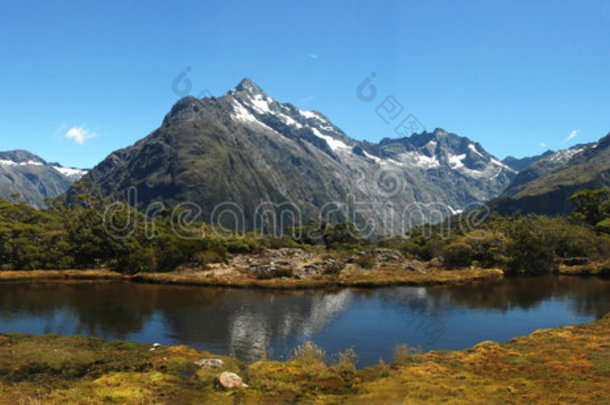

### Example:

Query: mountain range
xmin=0 ymin=150 xmax=87 ymax=208
xmin=491 ymin=135 xmax=610 ymax=216
xmin=66 ymin=78 xmax=518 ymax=234
xmin=3 ymin=78 xmax=609 ymax=230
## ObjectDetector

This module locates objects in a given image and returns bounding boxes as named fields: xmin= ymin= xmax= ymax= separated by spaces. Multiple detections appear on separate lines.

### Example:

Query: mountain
xmin=490 ymin=134 xmax=610 ymax=216
xmin=0 ymin=150 xmax=87 ymax=208
xmin=71 ymin=78 xmax=517 ymax=234
xmin=502 ymin=150 xmax=554 ymax=172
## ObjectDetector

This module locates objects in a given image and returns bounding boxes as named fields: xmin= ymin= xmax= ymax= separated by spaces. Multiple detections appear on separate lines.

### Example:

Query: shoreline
xmin=0 ymin=267 xmax=504 ymax=289
xmin=0 ymin=263 xmax=607 ymax=289
xmin=558 ymin=260 xmax=610 ymax=278
xmin=1 ymin=314 xmax=608 ymax=403
xmin=0 ymin=262 xmax=610 ymax=290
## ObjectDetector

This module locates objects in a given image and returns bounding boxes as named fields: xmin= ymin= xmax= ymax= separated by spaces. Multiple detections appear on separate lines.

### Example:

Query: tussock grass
xmin=1 ymin=314 xmax=609 ymax=403
xmin=0 ymin=266 xmax=504 ymax=289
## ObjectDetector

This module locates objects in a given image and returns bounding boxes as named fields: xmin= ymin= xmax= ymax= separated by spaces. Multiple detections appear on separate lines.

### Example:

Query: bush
xmin=118 ymin=248 xmax=157 ymax=273
xmin=505 ymin=226 xmax=557 ymax=275
xmin=442 ymin=241 xmax=474 ymax=268
xmin=354 ymin=253 xmax=376 ymax=269
xmin=223 ymin=237 xmax=256 ymax=254
xmin=192 ymin=250 xmax=223 ymax=267
xmin=264 ymin=235 xmax=300 ymax=249
xmin=323 ymin=222 xmax=364 ymax=251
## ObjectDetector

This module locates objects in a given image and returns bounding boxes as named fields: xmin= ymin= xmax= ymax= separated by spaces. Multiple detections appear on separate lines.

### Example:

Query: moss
xmin=1 ymin=314 xmax=609 ymax=403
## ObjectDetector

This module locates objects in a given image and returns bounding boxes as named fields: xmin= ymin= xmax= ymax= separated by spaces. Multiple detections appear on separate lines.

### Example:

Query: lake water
xmin=0 ymin=276 xmax=608 ymax=366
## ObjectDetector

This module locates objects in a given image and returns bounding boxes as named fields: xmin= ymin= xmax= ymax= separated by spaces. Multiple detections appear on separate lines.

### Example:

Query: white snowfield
xmin=228 ymin=83 xmax=516 ymax=183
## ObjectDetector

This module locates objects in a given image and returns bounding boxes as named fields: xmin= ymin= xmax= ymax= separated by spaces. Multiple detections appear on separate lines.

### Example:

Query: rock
xmin=405 ymin=261 xmax=426 ymax=273
xmin=303 ymin=264 xmax=321 ymax=273
xmin=215 ymin=371 xmax=247 ymax=389
xmin=194 ymin=358 xmax=224 ymax=369
xmin=321 ymin=259 xmax=345 ymax=274
xmin=371 ymin=248 xmax=404 ymax=262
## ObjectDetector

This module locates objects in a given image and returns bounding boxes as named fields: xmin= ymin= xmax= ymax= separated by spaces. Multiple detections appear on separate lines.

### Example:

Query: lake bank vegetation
xmin=1 ymin=313 xmax=608 ymax=404
xmin=0 ymin=187 xmax=608 ymax=285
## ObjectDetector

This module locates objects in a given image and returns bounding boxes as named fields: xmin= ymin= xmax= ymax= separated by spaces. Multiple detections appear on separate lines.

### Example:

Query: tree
xmin=568 ymin=188 xmax=610 ymax=228
xmin=323 ymin=222 xmax=364 ymax=250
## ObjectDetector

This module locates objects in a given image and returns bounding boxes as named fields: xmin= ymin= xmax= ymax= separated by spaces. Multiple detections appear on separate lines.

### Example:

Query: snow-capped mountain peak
xmin=0 ymin=150 xmax=87 ymax=207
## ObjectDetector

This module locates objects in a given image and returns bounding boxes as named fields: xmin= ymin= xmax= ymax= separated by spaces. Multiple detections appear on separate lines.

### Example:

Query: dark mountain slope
xmin=72 ymin=78 xmax=517 ymax=233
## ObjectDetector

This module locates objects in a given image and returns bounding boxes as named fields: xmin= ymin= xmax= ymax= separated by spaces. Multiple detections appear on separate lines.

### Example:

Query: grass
xmin=130 ymin=267 xmax=504 ymax=289
xmin=557 ymin=259 xmax=610 ymax=277
xmin=0 ymin=314 xmax=609 ymax=403
xmin=0 ymin=267 xmax=504 ymax=289
xmin=0 ymin=269 xmax=123 ymax=283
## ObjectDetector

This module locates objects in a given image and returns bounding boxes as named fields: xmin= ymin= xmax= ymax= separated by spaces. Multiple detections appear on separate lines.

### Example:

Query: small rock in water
xmin=215 ymin=371 xmax=247 ymax=389
xmin=194 ymin=358 xmax=224 ymax=369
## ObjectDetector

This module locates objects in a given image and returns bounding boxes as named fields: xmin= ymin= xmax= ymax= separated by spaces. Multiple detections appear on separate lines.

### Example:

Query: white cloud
xmin=539 ymin=142 xmax=547 ymax=148
xmin=65 ymin=126 xmax=97 ymax=145
xmin=309 ymin=54 xmax=319 ymax=59
xmin=562 ymin=129 xmax=579 ymax=144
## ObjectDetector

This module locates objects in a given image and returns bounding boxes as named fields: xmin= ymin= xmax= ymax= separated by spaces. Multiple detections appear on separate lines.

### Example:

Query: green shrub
xmin=442 ymin=241 xmax=474 ymax=268
xmin=355 ymin=253 xmax=376 ymax=269
xmin=192 ymin=250 xmax=223 ymax=266
xmin=119 ymin=247 xmax=157 ymax=273
xmin=505 ymin=226 xmax=557 ymax=275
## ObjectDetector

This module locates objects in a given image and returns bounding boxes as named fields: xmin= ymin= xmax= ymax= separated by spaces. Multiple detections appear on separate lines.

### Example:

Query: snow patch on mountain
xmin=491 ymin=158 xmax=517 ymax=172
xmin=448 ymin=153 xmax=466 ymax=169
xmin=311 ymin=128 xmax=350 ymax=151
xmin=396 ymin=151 xmax=440 ymax=169
xmin=231 ymin=99 xmax=279 ymax=133
xmin=362 ymin=150 xmax=381 ymax=163
xmin=52 ymin=166 xmax=88 ymax=178
xmin=468 ymin=144 xmax=484 ymax=158
xmin=0 ymin=159 xmax=43 ymax=167
xmin=299 ymin=110 xmax=321 ymax=120
xmin=248 ymin=93 xmax=273 ymax=114
xmin=278 ymin=112 xmax=303 ymax=128
xmin=548 ymin=147 xmax=585 ymax=163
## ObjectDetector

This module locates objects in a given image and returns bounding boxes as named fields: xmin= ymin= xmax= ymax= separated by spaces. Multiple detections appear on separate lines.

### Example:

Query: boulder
xmin=371 ymin=248 xmax=404 ymax=262
xmin=215 ymin=371 xmax=247 ymax=389
xmin=194 ymin=358 xmax=224 ymax=369
xmin=405 ymin=261 xmax=426 ymax=273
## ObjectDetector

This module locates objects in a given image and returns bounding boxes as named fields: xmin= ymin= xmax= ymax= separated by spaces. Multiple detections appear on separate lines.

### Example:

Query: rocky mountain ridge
xmin=72 ymin=78 xmax=518 ymax=234
xmin=0 ymin=150 xmax=87 ymax=208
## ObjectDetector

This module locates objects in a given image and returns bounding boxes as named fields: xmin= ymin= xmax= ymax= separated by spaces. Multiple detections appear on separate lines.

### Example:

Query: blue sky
xmin=1 ymin=0 xmax=609 ymax=168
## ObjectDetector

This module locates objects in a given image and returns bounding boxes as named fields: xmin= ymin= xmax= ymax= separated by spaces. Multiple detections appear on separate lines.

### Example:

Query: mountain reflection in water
xmin=0 ymin=276 xmax=608 ymax=366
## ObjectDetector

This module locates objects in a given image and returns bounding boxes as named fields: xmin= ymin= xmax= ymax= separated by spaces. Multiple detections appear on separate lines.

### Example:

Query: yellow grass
xmin=0 ymin=267 xmax=504 ymax=289
xmin=0 ymin=314 xmax=608 ymax=404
